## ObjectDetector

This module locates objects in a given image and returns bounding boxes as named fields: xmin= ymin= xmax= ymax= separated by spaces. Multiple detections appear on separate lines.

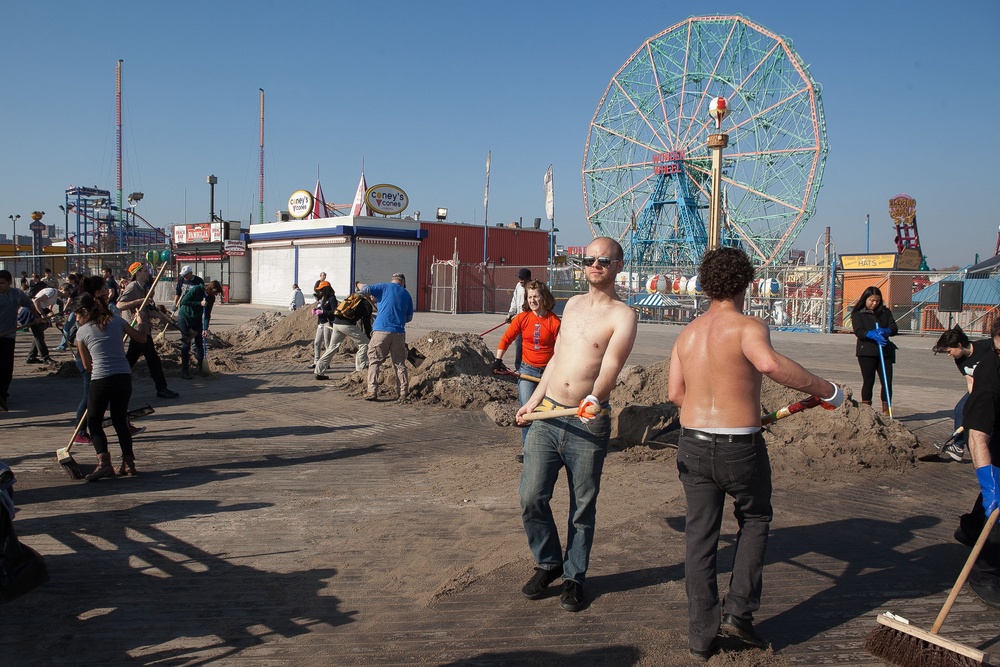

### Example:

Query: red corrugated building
xmin=417 ymin=222 xmax=549 ymax=312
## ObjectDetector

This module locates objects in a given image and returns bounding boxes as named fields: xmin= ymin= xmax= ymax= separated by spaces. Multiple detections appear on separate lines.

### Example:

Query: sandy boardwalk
xmin=2 ymin=305 xmax=996 ymax=666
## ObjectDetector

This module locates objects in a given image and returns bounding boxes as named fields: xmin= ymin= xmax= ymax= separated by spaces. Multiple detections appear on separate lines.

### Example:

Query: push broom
xmin=865 ymin=507 xmax=998 ymax=667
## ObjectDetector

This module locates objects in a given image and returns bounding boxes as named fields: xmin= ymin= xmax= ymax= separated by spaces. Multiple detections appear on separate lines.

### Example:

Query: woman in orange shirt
xmin=494 ymin=281 xmax=561 ymax=451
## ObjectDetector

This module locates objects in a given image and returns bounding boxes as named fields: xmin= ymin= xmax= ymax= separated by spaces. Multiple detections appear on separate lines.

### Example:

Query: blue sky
xmin=1 ymin=0 xmax=998 ymax=269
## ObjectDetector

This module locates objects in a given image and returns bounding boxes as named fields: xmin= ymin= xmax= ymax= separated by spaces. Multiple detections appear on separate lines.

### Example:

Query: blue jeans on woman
xmin=520 ymin=405 xmax=611 ymax=584
xmin=517 ymin=363 xmax=544 ymax=447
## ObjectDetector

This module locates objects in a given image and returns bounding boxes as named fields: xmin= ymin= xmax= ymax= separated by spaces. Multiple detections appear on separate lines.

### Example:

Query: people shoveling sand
xmin=172 ymin=309 xmax=922 ymax=478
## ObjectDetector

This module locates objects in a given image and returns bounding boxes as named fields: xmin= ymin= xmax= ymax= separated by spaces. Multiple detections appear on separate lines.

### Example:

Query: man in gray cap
xmin=172 ymin=265 xmax=204 ymax=312
xmin=357 ymin=273 xmax=413 ymax=402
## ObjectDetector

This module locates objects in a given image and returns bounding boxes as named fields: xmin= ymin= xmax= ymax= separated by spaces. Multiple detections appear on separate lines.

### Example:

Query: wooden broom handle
xmin=931 ymin=507 xmax=1000 ymax=634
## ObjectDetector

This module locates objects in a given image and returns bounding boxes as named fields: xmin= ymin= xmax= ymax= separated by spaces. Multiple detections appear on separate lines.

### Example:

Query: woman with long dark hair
xmin=851 ymin=285 xmax=899 ymax=413
xmin=74 ymin=293 xmax=147 ymax=480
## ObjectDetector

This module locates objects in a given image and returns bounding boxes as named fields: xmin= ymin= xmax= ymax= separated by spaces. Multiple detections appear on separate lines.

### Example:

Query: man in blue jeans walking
xmin=668 ymin=247 xmax=843 ymax=661
xmin=514 ymin=237 xmax=637 ymax=613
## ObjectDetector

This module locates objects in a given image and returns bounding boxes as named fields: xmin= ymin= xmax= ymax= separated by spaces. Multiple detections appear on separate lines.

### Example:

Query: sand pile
xmin=337 ymin=330 xmax=516 ymax=408
xmin=608 ymin=368 xmax=918 ymax=475
xmin=197 ymin=311 xmax=921 ymax=476
xmin=759 ymin=379 xmax=918 ymax=475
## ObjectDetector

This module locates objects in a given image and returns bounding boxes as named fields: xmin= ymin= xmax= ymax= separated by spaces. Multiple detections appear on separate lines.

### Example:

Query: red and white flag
xmin=311 ymin=178 xmax=327 ymax=219
xmin=351 ymin=171 xmax=371 ymax=217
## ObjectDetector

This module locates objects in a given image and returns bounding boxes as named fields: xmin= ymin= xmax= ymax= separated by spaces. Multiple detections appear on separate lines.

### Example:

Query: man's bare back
xmin=669 ymin=298 xmax=835 ymax=429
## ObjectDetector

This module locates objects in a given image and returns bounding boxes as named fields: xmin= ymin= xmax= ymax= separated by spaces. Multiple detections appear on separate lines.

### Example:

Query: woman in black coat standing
xmin=851 ymin=285 xmax=899 ymax=413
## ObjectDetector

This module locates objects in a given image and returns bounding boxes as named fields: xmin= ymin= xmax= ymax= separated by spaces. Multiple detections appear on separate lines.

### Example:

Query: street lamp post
xmin=706 ymin=97 xmax=730 ymax=252
xmin=7 ymin=214 xmax=20 ymax=257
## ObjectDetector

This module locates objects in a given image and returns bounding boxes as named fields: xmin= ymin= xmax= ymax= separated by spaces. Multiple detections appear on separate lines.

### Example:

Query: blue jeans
xmin=676 ymin=430 xmax=772 ymax=653
xmin=954 ymin=392 xmax=969 ymax=446
xmin=517 ymin=363 xmax=544 ymax=447
xmin=520 ymin=404 xmax=610 ymax=584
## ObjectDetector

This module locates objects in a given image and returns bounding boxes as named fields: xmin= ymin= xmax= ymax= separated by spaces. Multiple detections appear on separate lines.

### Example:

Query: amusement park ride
xmin=62 ymin=61 xmax=168 ymax=270
xmin=583 ymin=15 xmax=828 ymax=269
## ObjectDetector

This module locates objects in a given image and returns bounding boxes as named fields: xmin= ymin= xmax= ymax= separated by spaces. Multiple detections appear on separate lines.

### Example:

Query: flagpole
xmin=482 ymin=151 xmax=491 ymax=314
xmin=544 ymin=164 xmax=554 ymax=280
xmin=483 ymin=151 xmax=490 ymax=266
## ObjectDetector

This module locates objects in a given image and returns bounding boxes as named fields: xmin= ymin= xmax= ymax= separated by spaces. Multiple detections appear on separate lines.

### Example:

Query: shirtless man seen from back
xmin=667 ymin=247 xmax=842 ymax=661
xmin=514 ymin=236 xmax=637 ymax=614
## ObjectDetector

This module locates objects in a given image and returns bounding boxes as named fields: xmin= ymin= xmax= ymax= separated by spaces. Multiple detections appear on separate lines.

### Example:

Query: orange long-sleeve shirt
xmin=498 ymin=310 xmax=561 ymax=368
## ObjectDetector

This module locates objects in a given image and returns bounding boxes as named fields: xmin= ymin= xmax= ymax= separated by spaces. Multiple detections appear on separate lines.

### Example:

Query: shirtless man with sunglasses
xmin=514 ymin=236 xmax=637 ymax=613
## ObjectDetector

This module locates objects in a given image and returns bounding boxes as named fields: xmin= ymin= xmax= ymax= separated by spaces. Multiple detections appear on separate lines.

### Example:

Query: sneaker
xmin=942 ymin=443 xmax=964 ymax=461
xmin=315 ymin=374 xmax=330 ymax=380
xmin=73 ymin=433 xmax=92 ymax=445
xmin=721 ymin=613 xmax=768 ymax=649
xmin=515 ymin=453 xmax=524 ymax=463
xmin=181 ymin=367 xmax=192 ymax=380
xmin=40 ymin=356 xmax=55 ymax=364
xmin=128 ymin=423 xmax=147 ymax=436
xmin=363 ymin=392 xmax=377 ymax=401
xmin=156 ymin=388 xmax=180 ymax=399
xmin=307 ymin=363 xmax=316 ymax=369
xmin=559 ymin=579 xmax=584 ymax=612
xmin=397 ymin=395 xmax=410 ymax=404
xmin=56 ymin=345 xmax=67 ymax=352
xmin=521 ymin=565 xmax=563 ymax=599
xmin=25 ymin=358 xmax=42 ymax=364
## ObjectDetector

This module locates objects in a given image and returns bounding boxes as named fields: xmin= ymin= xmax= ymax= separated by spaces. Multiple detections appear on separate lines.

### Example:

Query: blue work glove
xmin=875 ymin=327 xmax=892 ymax=338
xmin=865 ymin=329 xmax=888 ymax=346
xmin=977 ymin=465 xmax=1000 ymax=522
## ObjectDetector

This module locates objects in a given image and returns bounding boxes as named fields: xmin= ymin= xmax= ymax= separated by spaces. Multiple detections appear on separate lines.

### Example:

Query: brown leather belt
xmin=679 ymin=427 xmax=760 ymax=444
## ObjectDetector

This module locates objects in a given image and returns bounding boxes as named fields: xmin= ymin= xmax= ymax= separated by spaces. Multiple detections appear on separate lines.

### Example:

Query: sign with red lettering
xmin=173 ymin=223 xmax=224 ymax=244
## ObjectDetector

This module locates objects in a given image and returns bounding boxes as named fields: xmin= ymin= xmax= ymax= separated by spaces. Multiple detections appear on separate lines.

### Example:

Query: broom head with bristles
xmin=56 ymin=447 xmax=84 ymax=480
xmin=865 ymin=612 xmax=988 ymax=667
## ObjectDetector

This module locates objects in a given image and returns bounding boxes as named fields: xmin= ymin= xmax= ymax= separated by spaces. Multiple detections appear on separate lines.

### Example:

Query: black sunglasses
xmin=582 ymin=255 xmax=615 ymax=268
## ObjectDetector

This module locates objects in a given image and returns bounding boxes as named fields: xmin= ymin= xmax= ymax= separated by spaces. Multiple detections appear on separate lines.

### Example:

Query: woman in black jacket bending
xmin=851 ymin=285 xmax=899 ymax=413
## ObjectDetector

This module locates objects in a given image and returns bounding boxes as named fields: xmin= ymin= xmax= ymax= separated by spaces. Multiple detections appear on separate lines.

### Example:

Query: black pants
xmin=26 ymin=323 xmax=49 ymax=360
xmin=0 ymin=337 xmax=14 ymax=401
xmin=176 ymin=317 xmax=203 ymax=369
xmin=127 ymin=336 xmax=168 ymax=392
xmin=857 ymin=355 xmax=893 ymax=403
xmin=87 ymin=374 xmax=133 ymax=457
xmin=676 ymin=431 xmax=771 ymax=653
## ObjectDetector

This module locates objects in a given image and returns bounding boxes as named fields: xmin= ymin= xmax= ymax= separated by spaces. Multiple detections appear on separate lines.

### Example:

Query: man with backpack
xmin=314 ymin=290 xmax=374 ymax=380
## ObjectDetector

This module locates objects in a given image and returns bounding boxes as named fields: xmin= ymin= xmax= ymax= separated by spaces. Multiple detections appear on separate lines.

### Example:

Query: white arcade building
xmin=247 ymin=215 xmax=425 ymax=306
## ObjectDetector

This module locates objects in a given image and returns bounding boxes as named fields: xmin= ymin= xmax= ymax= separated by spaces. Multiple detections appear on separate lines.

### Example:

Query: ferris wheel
xmin=583 ymin=15 xmax=828 ymax=267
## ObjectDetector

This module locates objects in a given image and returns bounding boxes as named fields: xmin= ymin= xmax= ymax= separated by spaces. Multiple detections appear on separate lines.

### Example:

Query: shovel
xmin=492 ymin=368 xmax=540 ymax=383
